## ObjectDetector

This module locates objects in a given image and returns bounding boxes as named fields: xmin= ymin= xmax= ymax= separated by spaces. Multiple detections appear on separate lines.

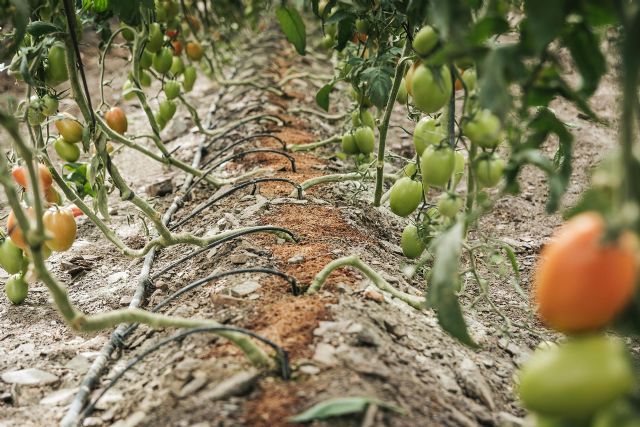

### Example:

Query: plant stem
xmin=288 ymin=135 xmax=341 ymax=152
xmin=373 ymin=38 xmax=412 ymax=206
xmin=306 ymin=255 xmax=425 ymax=310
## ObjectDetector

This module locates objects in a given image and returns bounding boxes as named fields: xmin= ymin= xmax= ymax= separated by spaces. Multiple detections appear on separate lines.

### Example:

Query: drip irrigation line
xmin=186 ymin=148 xmax=296 ymax=194
xmin=203 ymin=115 xmax=283 ymax=150
xmin=170 ymin=177 xmax=303 ymax=231
xmin=121 ymin=267 xmax=300 ymax=339
xmin=150 ymin=226 xmax=297 ymax=280
xmin=78 ymin=326 xmax=290 ymax=422
xmin=210 ymin=133 xmax=287 ymax=161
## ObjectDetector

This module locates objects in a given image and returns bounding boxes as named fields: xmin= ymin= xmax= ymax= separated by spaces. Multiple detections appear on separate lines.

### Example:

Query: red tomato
xmin=171 ymin=40 xmax=183 ymax=56
xmin=12 ymin=164 xmax=53 ymax=190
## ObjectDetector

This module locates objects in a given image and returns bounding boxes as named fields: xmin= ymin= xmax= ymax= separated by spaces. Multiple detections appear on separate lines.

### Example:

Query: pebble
xmin=287 ymin=255 xmax=305 ymax=264
xmin=146 ymin=178 xmax=173 ymax=197
xmin=107 ymin=271 xmax=128 ymax=285
xmin=298 ymin=365 xmax=321 ymax=375
xmin=1 ymin=368 xmax=58 ymax=386
xmin=230 ymin=281 xmax=261 ymax=297
xmin=65 ymin=354 xmax=91 ymax=374
xmin=200 ymin=370 xmax=259 ymax=400
xmin=456 ymin=357 xmax=495 ymax=410
xmin=312 ymin=343 xmax=338 ymax=366
xmin=110 ymin=411 xmax=146 ymax=427
xmin=40 ymin=387 xmax=78 ymax=406
xmin=228 ymin=254 xmax=250 ymax=265
xmin=497 ymin=411 xmax=525 ymax=426
xmin=178 ymin=374 xmax=208 ymax=398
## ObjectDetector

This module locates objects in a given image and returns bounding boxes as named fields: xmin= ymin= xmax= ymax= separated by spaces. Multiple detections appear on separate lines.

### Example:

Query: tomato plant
xmin=55 ymin=118 xmax=84 ymax=144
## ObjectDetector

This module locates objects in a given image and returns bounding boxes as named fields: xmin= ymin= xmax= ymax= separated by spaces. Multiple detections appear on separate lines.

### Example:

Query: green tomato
xmin=413 ymin=117 xmax=445 ymax=156
xmin=147 ymin=23 xmax=164 ymax=53
xmin=411 ymin=65 xmax=452 ymax=114
xmin=321 ymin=34 xmax=334 ymax=50
xmin=182 ymin=66 xmax=197 ymax=92
xmin=463 ymin=109 xmax=502 ymax=148
xmin=4 ymin=275 xmax=28 ymax=305
xmin=401 ymin=224 xmax=425 ymax=259
xmin=28 ymin=102 xmax=45 ymax=126
xmin=140 ymin=49 xmax=153 ymax=69
xmin=351 ymin=109 xmax=375 ymax=129
xmin=353 ymin=127 xmax=375 ymax=154
xmin=437 ymin=193 xmax=462 ymax=218
xmin=412 ymin=26 xmax=439 ymax=56
xmin=461 ymin=68 xmax=477 ymax=92
xmin=41 ymin=95 xmax=59 ymax=116
xmin=452 ymin=151 xmax=465 ymax=186
xmin=140 ymin=70 xmax=152 ymax=87
xmin=164 ymin=80 xmax=181 ymax=100
xmin=122 ymin=80 xmax=136 ymax=101
xmin=153 ymin=48 xmax=173 ymax=74
xmin=159 ymin=99 xmax=177 ymax=122
xmin=476 ymin=154 xmax=505 ymax=188
xmin=170 ymin=56 xmax=185 ymax=76
xmin=355 ymin=19 xmax=370 ymax=33
xmin=54 ymin=137 xmax=80 ymax=162
xmin=420 ymin=145 xmax=454 ymax=188
xmin=45 ymin=43 xmax=69 ymax=87
xmin=155 ymin=112 xmax=167 ymax=130
xmin=518 ymin=336 xmax=635 ymax=420
xmin=396 ymin=78 xmax=408 ymax=104
xmin=592 ymin=401 xmax=640 ymax=427
xmin=389 ymin=177 xmax=423 ymax=217
xmin=0 ymin=238 xmax=25 ymax=275
xmin=402 ymin=162 xmax=417 ymax=178
xmin=120 ymin=24 xmax=135 ymax=42
xmin=341 ymin=132 xmax=359 ymax=155
xmin=326 ymin=23 xmax=337 ymax=38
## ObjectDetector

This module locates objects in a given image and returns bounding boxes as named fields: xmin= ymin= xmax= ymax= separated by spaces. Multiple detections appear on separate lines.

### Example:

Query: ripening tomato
xmin=43 ymin=208 xmax=77 ymax=252
xmin=351 ymin=109 xmax=375 ymax=129
xmin=412 ymin=25 xmax=438 ymax=56
xmin=534 ymin=213 xmax=638 ymax=334
xmin=45 ymin=186 xmax=63 ymax=205
xmin=171 ymin=40 xmax=183 ymax=55
xmin=54 ymin=137 xmax=80 ymax=162
xmin=105 ymin=107 xmax=128 ymax=135
xmin=401 ymin=224 xmax=425 ymax=259
xmin=146 ymin=23 xmax=163 ymax=53
xmin=413 ymin=117 xmax=445 ymax=156
xmin=411 ymin=65 xmax=452 ymax=114
xmin=389 ymin=177 xmax=423 ymax=217
xmin=476 ymin=154 xmax=505 ymax=188
xmin=153 ymin=47 xmax=173 ymax=74
xmin=463 ymin=109 xmax=502 ymax=148
xmin=159 ymin=99 xmax=177 ymax=122
xmin=171 ymin=56 xmax=185 ymax=76
xmin=420 ymin=145 xmax=454 ymax=188
xmin=187 ymin=15 xmax=201 ymax=32
xmin=182 ymin=66 xmax=197 ymax=92
xmin=55 ymin=118 xmax=84 ymax=144
xmin=341 ymin=132 xmax=359 ymax=155
xmin=12 ymin=164 xmax=53 ymax=190
xmin=166 ymin=28 xmax=179 ymax=39
xmin=164 ymin=80 xmax=181 ymax=100
xmin=353 ymin=127 xmax=375 ymax=154
xmin=396 ymin=78 xmax=408 ymax=104
xmin=518 ymin=336 xmax=635 ymax=419
xmin=70 ymin=205 xmax=84 ymax=218
xmin=4 ymin=275 xmax=28 ymax=305
xmin=0 ymin=238 xmax=25 ymax=275
xmin=437 ymin=193 xmax=463 ymax=218
xmin=185 ymin=42 xmax=203 ymax=61
xmin=44 ymin=43 xmax=69 ymax=86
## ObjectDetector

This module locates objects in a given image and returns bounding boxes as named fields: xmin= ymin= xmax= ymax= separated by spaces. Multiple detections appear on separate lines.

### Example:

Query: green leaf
xmin=563 ymin=22 xmax=606 ymax=97
xmin=276 ymin=6 xmax=306 ymax=56
xmin=316 ymin=82 xmax=335 ymax=111
xmin=521 ymin=0 xmax=567 ymax=52
xmin=26 ymin=21 xmax=62 ymax=38
xmin=360 ymin=66 xmax=393 ymax=109
xmin=289 ymin=397 xmax=403 ymax=423
xmin=336 ymin=15 xmax=355 ymax=51
xmin=427 ymin=222 xmax=477 ymax=347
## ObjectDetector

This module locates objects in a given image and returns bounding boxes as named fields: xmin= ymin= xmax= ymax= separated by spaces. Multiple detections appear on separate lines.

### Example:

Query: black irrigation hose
xmin=210 ymin=133 xmax=287 ymax=161
xmin=186 ymin=148 xmax=296 ymax=195
xmin=151 ymin=226 xmax=297 ymax=280
xmin=121 ymin=267 xmax=300 ymax=340
xmin=170 ymin=177 xmax=303 ymax=231
xmin=203 ymin=115 xmax=283 ymax=149
xmin=79 ymin=326 xmax=291 ymax=422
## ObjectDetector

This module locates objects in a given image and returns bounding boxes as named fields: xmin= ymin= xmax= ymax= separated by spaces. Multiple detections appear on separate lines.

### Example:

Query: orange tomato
xmin=171 ymin=40 xmax=183 ymax=56
xmin=186 ymin=15 xmax=201 ymax=32
xmin=45 ymin=186 xmax=62 ymax=205
xmin=534 ymin=212 xmax=638 ymax=334
xmin=185 ymin=42 xmax=203 ymax=61
xmin=104 ymin=107 xmax=128 ymax=135
xmin=43 ymin=208 xmax=77 ymax=252
xmin=7 ymin=208 xmax=32 ymax=250
xmin=11 ymin=164 xmax=53 ymax=190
